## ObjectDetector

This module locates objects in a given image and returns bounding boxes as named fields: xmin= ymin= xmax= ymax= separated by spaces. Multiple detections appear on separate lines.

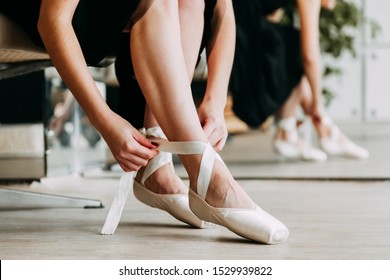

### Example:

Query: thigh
xmin=178 ymin=0 xmax=205 ymax=78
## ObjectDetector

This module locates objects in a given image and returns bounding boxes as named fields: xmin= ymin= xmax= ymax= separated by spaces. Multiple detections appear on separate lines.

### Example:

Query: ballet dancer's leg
xmin=131 ymin=0 xmax=207 ymax=228
xmin=297 ymin=77 xmax=369 ymax=159
xmin=274 ymin=77 xmax=327 ymax=161
xmin=131 ymin=0 xmax=253 ymax=209
xmin=281 ymin=77 xmax=369 ymax=159
xmin=275 ymin=77 xmax=306 ymax=141
xmin=135 ymin=0 xmax=205 ymax=195
xmin=130 ymin=0 xmax=288 ymax=243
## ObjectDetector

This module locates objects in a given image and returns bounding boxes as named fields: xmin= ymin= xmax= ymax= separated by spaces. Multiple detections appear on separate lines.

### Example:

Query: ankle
xmin=275 ymin=117 xmax=299 ymax=143
xmin=179 ymin=154 xmax=203 ymax=189
xmin=313 ymin=121 xmax=332 ymax=139
xmin=275 ymin=128 xmax=293 ymax=142
xmin=205 ymin=161 xmax=256 ymax=209
xmin=145 ymin=126 xmax=166 ymax=139
xmin=141 ymin=164 xmax=185 ymax=194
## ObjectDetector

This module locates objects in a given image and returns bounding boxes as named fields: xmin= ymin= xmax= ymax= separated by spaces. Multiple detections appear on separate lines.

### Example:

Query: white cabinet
xmin=365 ymin=0 xmax=390 ymax=45
xmin=326 ymin=0 xmax=390 ymax=122
xmin=324 ymin=53 xmax=363 ymax=122
xmin=363 ymin=0 xmax=390 ymax=121
xmin=365 ymin=48 xmax=390 ymax=121
xmin=321 ymin=0 xmax=364 ymax=123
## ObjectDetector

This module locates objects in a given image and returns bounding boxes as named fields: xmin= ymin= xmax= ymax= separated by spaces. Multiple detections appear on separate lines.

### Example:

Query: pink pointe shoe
xmin=319 ymin=118 xmax=370 ymax=160
xmin=133 ymin=127 xmax=205 ymax=228
xmin=153 ymin=138 xmax=289 ymax=244
xmin=273 ymin=117 xmax=327 ymax=162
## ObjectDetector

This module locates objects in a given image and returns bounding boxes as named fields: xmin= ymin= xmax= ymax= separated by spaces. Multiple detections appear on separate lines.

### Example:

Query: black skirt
xmin=230 ymin=0 xmax=304 ymax=128
xmin=0 ymin=0 xmax=141 ymax=65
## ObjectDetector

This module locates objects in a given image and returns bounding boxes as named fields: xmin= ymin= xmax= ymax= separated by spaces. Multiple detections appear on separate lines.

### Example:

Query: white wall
xmin=364 ymin=0 xmax=390 ymax=122
xmin=324 ymin=0 xmax=390 ymax=123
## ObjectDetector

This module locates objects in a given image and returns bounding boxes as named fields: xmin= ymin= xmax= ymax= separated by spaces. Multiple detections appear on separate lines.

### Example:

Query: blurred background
xmin=1 ymin=0 xmax=389 ymax=181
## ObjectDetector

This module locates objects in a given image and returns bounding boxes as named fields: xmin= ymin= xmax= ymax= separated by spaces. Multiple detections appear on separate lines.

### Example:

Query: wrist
xmin=202 ymin=93 xmax=227 ymax=111
xmin=87 ymin=102 xmax=113 ymax=133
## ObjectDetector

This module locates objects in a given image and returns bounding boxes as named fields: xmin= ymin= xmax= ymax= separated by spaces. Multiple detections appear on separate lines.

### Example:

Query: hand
xmin=309 ymin=101 xmax=323 ymax=126
xmin=97 ymin=111 xmax=158 ymax=172
xmin=197 ymin=99 xmax=228 ymax=152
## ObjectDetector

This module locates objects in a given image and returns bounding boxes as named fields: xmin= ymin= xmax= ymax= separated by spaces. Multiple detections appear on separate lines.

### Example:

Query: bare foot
xmin=192 ymin=160 xmax=256 ymax=209
xmin=135 ymin=163 xmax=186 ymax=194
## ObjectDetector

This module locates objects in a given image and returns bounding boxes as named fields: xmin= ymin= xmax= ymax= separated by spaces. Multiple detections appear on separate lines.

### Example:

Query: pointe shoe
xmin=133 ymin=127 xmax=205 ymax=228
xmin=319 ymin=118 xmax=370 ymax=160
xmin=154 ymin=139 xmax=289 ymax=244
xmin=273 ymin=117 xmax=327 ymax=162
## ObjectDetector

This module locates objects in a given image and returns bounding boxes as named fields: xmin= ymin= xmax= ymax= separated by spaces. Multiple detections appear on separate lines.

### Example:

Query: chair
xmin=0 ymin=13 xmax=102 ymax=208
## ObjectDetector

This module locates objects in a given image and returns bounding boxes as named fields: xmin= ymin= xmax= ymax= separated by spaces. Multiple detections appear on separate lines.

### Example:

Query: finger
xmin=116 ymin=139 xmax=157 ymax=165
xmin=214 ymin=136 xmax=227 ymax=152
xmin=202 ymin=119 xmax=215 ymax=139
xmin=118 ymin=161 xmax=141 ymax=172
xmin=133 ymin=131 xmax=157 ymax=149
xmin=208 ymin=131 xmax=221 ymax=147
xmin=131 ymin=144 xmax=159 ymax=160
xmin=130 ymin=134 xmax=159 ymax=159
xmin=214 ymin=141 xmax=223 ymax=152
xmin=117 ymin=154 xmax=149 ymax=171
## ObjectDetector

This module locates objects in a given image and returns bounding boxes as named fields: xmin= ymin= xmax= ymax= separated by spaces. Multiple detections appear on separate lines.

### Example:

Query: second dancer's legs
xmin=274 ymin=77 xmax=327 ymax=161
xmin=275 ymin=76 xmax=369 ymax=160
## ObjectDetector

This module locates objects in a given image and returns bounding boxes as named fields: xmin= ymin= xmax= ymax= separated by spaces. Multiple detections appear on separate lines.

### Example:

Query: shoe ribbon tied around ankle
xmin=101 ymin=138 xmax=215 ymax=235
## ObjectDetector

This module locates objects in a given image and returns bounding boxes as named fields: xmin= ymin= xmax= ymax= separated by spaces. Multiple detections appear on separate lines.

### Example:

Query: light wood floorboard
xmin=1 ymin=175 xmax=389 ymax=260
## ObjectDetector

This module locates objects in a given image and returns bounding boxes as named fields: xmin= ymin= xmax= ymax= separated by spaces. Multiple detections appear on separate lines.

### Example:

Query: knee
xmin=150 ymin=0 xmax=179 ymax=18
xmin=178 ymin=0 xmax=205 ymax=16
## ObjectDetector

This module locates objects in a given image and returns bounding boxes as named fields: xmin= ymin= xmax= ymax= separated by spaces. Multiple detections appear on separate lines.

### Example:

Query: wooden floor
xmin=1 ymin=123 xmax=390 ymax=260
xmin=1 ymin=174 xmax=390 ymax=260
